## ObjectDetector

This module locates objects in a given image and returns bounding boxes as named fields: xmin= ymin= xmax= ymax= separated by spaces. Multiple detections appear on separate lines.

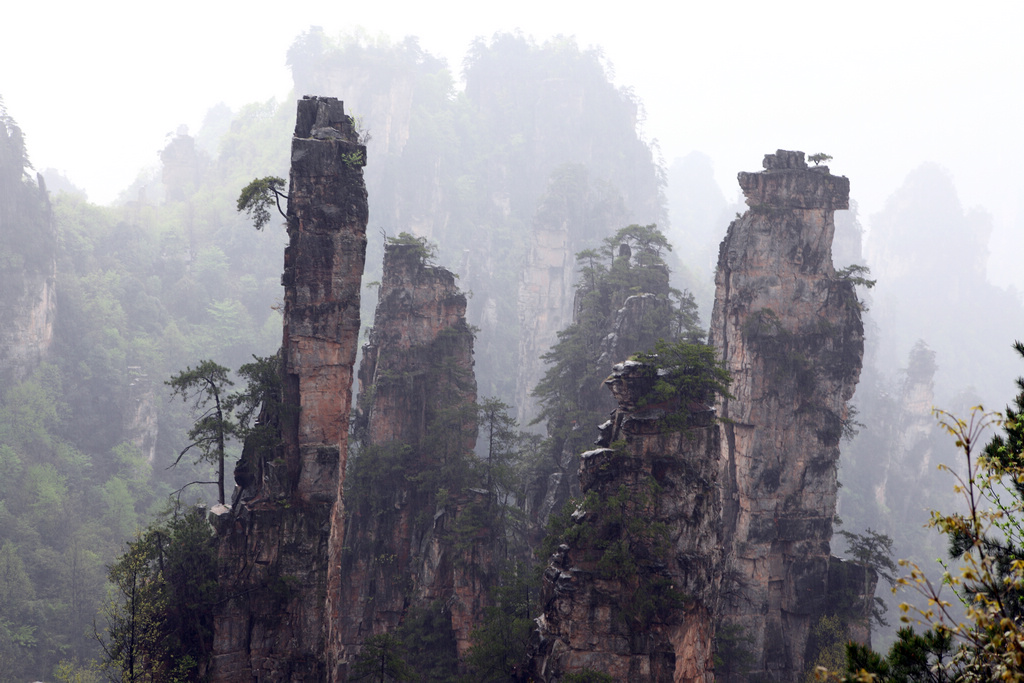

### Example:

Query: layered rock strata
xmin=532 ymin=361 xmax=721 ymax=682
xmin=210 ymin=96 xmax=368 ymax=682
xmin=335 ymin=241 xmax=482 ymax=677
xmin=709 ymin=150 xmax=864 ymax=679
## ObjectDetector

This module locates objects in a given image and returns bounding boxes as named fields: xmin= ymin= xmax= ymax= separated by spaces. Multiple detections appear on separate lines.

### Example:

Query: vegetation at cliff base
xmin=350 ymin=633 xmax=414 ymax=682
xmin=98 ymin=506 xmax=217 ymax=683
xmin=822 ymin=342 xmax=1024 ymax=681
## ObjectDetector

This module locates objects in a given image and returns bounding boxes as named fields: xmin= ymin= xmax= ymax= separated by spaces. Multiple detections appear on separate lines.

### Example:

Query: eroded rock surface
xmin=334 ymin=241 xmax=484 ymax=677
xmin=532 ymin=361 xmax=721 ymax=683
xmin=710 ymin=150 xmax=864 ymax=680
xmin=210 ymin=96 xmax=368 ymax=683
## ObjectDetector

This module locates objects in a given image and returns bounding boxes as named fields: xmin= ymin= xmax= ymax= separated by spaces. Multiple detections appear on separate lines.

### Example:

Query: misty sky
xmin=4 ymin=0 xmax=1023 ymax=286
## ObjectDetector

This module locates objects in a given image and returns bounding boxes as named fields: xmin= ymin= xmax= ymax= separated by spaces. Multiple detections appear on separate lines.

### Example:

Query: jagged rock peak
xmin=294 ymin=95 xmax=358 ymax=143
xmin=333 ymin=239 xmax=482 ymax=679
xmin=737 ymin=149 xmax=849 ymax=211
xmin=356 ymin=240 xmax=474 ymax=446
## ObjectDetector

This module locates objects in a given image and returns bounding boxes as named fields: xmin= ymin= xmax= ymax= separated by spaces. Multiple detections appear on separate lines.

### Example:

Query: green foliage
xmin=803 ymin=614 xmax=848 ymax=682
xmin=350 ymin=633 xmax=414 ymax=682
xmin=842 ymin=626 xmax=954 ymax=682
xmin=395 ymin=602 xmax=460 ymax=682
xmin=714 ymin=623 xmax=756 ymax=678
xmin=0 ymin=96 xmax=291 ymax=678
xmin=229 ymin=353 xmax=286 ymax=452
xmin=835 ymin=264 xmax=876 ymax=289
xmin=808 ymin=153 xmax=833 ymax=166
xmin=532 ymin=224 xmax=698 ymax=504
xmin=385 ymin=231 xmax=437 ymax=265
xmin=544 ymin=480 xmax=685 ymax=629
xmin=98 ymin=507 xmax=217 ymax=683
xmin=834 ymin=264 xmax=876 ymax=312
xmin=630 ymin=338 xmax=732 ymax=429
xmin=345 ymin=442 xmax=415 ymax=517
xmin=477 ymin=397 xmax=519 ymax=492
xmin=341 ymin=149 xmax=366 ymax=168
xmin=836 ymin=527 xmax=897 ymax=627
xmin=236 ymin=176 xmax=287 ymax=230
xmin=166 ymin=360 xmax=235 ymax=504
xmin=53 ymin=659 xmax=104 ymax=683
xmin=465 ymin=564 xmax=535 ymax=682
xmin=562 ymin=670 xmax=616 ymax=683
xmin=825 ymin=344 xmax=1024 ymax=680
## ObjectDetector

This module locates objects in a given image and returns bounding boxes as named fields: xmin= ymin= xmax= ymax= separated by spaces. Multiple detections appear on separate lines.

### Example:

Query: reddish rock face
xmin=333 ymin=242 xmax=482 ymax=678
xmin=283 ymin=96 xmax=369 ymax=504
xmin=710 ymin=150 xmax=864 ymax=680
xmin=532 ymin=361 xmax=722 ymax=683
xmin=211 ymin=96 xmax=368 ymax=683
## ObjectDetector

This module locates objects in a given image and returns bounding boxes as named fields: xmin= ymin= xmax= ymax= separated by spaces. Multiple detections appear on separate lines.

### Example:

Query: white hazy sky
xmin=3 ymin=0 xmax=1023 ymax=284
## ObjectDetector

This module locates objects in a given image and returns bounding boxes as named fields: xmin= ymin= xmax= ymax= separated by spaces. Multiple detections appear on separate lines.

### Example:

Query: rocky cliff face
xmin=532 ymin=360 xmax=721 ymax=682
xmin=0 ymin=250 xmax=55 ymax=383
xmin=334 ymin=241 xmax=486 ymax=677
xmin=354 ymin=243 xmax=476 ymax=446
xmin=210 ymin=96 xmax=368 ymax=682
xmin=709 ymin=150 xmax=864 ymax=679
xmin=530 ymin=289 xmax=676 ymax=533
xmin=0 ymin=116 xmax=56 ymax=384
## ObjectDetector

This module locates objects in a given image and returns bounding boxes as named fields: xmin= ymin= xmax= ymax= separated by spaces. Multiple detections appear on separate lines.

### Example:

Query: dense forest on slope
xmin=0 ymin=96 xmax=289 ymax=679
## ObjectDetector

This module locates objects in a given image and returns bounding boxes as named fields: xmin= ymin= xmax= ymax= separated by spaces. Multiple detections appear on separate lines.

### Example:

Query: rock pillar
xmin=532 ymin=360 xmax=722 ymax=682
xmin=210 ymin=96 xmax=368 ymax=682
xmin=332 ymin=241 xmax=481 ymax=678
xmin=709 ymin=150 xmax=863 ymax=679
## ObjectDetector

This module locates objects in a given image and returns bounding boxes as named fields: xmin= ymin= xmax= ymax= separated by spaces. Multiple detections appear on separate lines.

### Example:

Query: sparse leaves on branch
xmin=835 ymin=264 xmax=876 ymax=289
xmin=236 ymin=176 xmax=287 ymax=230
xmin=166 ymin=360 xmax=234 ymax=505
xmin=833 ymin=343 xmax=1024 ymax=680
xmin=809 ymin=153 xmax=833 ymax=166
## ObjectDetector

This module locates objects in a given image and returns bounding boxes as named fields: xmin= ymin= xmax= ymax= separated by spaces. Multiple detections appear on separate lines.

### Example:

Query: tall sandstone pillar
xmin=211 ymin=96 xmax=367 ymax=682
xmin=283 ymin=96 xmax=369 ymax=504
xmin=332 ymin=242 xmax=481 ymax=678
xmin=710 ymin=151 xmax=863 ymax=680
